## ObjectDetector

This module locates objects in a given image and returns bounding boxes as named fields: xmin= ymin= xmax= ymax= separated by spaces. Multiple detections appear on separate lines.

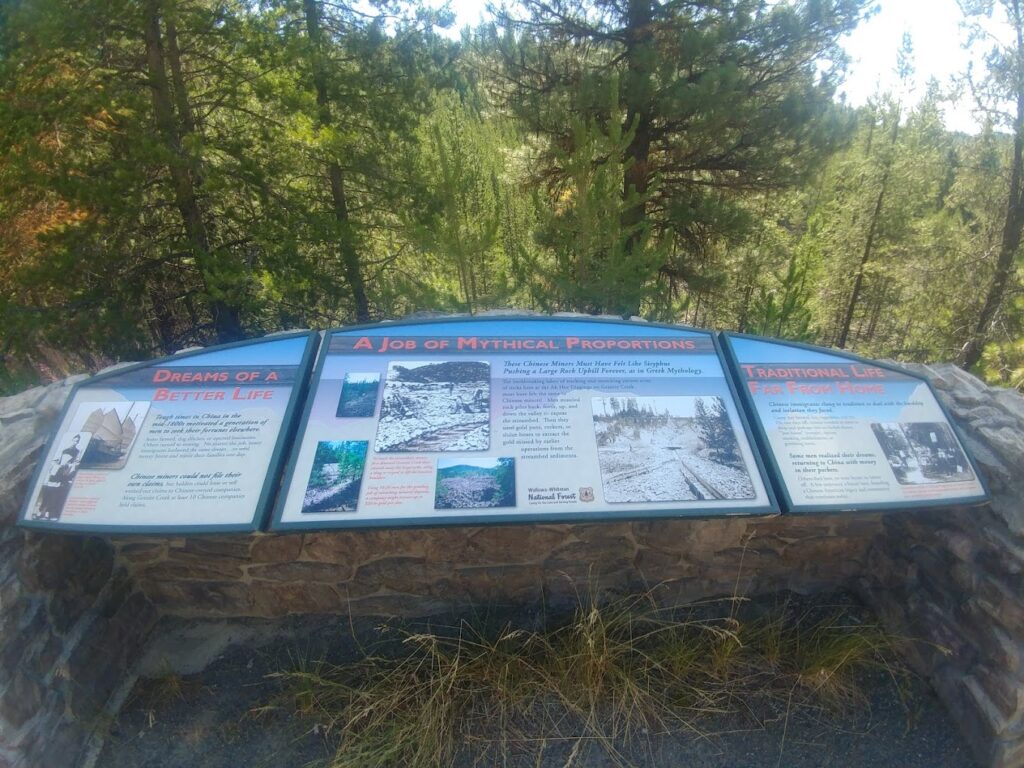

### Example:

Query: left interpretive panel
xmin=18 ymin=332 xmax=320 ymax=534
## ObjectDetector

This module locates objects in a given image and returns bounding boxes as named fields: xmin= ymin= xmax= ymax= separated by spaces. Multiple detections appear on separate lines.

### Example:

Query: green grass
xmin=267 ymin=590 xmax=915 ymax=768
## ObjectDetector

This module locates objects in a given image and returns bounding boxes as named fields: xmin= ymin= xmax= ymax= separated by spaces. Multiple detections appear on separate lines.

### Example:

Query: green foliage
xmin=537 ymin=87 xmax=664 ymax=315
xmin=494 ymin=0 xmax=867 ymax=317
xmin=0 ymin=0 xmax=1021 ymax=389
xmin=747 ymin=253 xmax=815 ymax=341
xmin=493 ymin=457 xmax=515 ymax=506
xmin=979 ymin=291 xmax=1024 ymax=388
xmin=407 ymin=90 xmax=540 ymax=312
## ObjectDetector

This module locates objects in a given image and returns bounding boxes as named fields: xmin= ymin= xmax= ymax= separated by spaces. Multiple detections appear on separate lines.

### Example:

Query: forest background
xmin=2 ymin=0 xmax=1024 ymax=394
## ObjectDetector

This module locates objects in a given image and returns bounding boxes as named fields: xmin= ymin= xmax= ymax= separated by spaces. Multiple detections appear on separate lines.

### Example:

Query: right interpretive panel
xmin=721 ymin=333 xmax=988 ymax=513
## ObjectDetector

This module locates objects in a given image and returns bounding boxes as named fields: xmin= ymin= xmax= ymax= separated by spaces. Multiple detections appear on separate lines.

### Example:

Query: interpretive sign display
xmin=18 ymin=332 xmax=318 ymax=533
xmin=272 ymin=317 xmax=776 ymax=530
xmin=721 ymin=333 xmax=988 ymax=513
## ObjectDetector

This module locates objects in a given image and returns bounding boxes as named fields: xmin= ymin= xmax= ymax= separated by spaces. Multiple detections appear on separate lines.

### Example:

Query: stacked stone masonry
xmin=0 ymin=380 xmax=158 ymax=768
xmin=1 ymin=358 xmax=1023 ymax=767
xmin=860 ymin=363 xmax=1024 ymax=768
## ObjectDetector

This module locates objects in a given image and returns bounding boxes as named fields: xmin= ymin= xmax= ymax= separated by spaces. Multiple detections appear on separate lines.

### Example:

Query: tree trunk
xmin=837 ymin=110 xmax=900 ymax=349
xmin=960 ymin=0 xmax=1024 ymax=370
xmin=303 ymin=0 xmax=371 ymax=323
xmin=836 ymin=181 xmax=884 ymax=349
xmin=164 ymin=17 xmax=197 ymax=136
xmin=864 ymin=282 xmax=888 ymax=342
xmin=736 ymin=197 xmax=771 ymax=333
xmin=737 ymin=283 xmax=753 ymax=333
xmin=148 ymin=282 xmax=178 ymax=354
xmin=618 ymin=0 xmax=654 ymax=316
xmin=143 ymin=0 xmax=243 ymax=343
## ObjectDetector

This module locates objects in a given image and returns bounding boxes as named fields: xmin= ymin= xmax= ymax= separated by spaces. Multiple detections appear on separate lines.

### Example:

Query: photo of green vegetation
xmin=336 ymin=373 xmax=380 ymax=418
xmin=301 ymin=440 xmax=368 ymax=514
xmin=434 ymin=458 xmax=515 ymax=510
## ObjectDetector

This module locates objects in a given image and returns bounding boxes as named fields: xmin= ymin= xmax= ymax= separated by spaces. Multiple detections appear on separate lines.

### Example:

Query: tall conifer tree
xmin=493 ymin=0 xmax=866 ymax=316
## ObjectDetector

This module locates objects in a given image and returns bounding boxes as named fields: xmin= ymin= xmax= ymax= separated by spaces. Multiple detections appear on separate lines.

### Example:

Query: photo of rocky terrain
xmin=375 ymin=361 xmax=489 ymax=452
xmin=592 ymin=395 xmax=754 ymax=503
xmin=434 ymin=457 xmax=515 ymax=509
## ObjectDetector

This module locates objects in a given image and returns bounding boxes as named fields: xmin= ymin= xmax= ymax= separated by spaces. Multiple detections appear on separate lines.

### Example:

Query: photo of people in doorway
xmin=871 ymin=421 xmax=975 ymax=485
xmin=30 ymin=399 xmax=151 ymax=522
xmin=31 ymin=432 xmax=91 ymax=521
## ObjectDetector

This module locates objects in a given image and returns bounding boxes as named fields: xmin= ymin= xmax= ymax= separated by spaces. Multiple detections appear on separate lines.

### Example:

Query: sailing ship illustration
xmin=80 ymin=407 xmax=139 ymax=467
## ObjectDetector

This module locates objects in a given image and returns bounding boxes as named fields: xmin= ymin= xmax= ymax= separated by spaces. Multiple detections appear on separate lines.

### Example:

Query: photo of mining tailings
xmin=871 ymin=422 xmax=975 ymax=485
xmin=375 ymin=360 xmax=490 ymax=452
xmin=434 ymin=457 xmax=516 ymax=509
xmin=301 ymin=440 xmax=368 ymax=513
xmin=592 ymin=396 xmax=755 ymax=503
xmin=336 ymin=372 xmax=380 ymax=417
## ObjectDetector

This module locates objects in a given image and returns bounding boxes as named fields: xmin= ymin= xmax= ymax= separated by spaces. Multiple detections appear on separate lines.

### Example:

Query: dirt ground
xmin=93 ymin=593 xmax=979 ymax=768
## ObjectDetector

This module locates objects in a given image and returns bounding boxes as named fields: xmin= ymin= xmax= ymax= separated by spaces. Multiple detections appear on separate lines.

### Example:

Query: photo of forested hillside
xmin=336 ymin=373 xmax=380 ymax=418
xmin=301 ymin=440 xmax=368 ymax=514
xmin=2 ymin=0 xmax=1022 ymax=393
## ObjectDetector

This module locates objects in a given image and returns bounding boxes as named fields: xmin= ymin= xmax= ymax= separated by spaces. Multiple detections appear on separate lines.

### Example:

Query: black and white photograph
xmin=871 ymin=422 xmax=975 ymax=485
xmin=31 ymin=431 xmax=92 ymax=521
xmin=336 ymin=372 xmax=380 ymax=418
xmin=301 ymin=440 xmax=368 ymax=513
xmin=592 ymin=395 xmax=755 ymax=503
xmin=375 ymin=360 xmax=490 ymax=452
xmin=73 ymin=401 xmax=150 ymax=471
xmin=434 ymin=457 xmax=516 ymax=510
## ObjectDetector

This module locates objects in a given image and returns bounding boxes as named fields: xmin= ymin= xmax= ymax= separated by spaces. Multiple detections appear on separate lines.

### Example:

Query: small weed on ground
xmin=130 ymin=660 xmax=206 ymax=729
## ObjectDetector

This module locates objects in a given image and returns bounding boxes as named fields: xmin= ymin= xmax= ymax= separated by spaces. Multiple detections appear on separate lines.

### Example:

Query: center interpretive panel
xmin=273 ymin=318 xmax=776 ymax=530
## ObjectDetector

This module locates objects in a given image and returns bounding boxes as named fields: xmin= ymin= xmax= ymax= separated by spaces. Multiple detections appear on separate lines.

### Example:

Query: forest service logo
xmin=579 ymin=487 xmax=595 ymax=502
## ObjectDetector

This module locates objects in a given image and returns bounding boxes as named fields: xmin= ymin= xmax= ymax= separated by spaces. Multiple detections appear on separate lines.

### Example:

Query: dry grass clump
xmin=268 ymin=590 xmax=910 ymax=768
xmin=131 ymin=660 xmax=206 ymax=729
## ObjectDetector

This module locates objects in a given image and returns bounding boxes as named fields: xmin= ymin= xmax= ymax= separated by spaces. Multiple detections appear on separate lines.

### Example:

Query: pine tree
xmin=493 ymin=0 xmax=866 ymax=317
xmin=408 ymin=91 xmax=537 ymax=312
xmin=695 ymin=397 xmax=741 ymax=466
xmin=959 ymin=0 xmax=1024 ymax=370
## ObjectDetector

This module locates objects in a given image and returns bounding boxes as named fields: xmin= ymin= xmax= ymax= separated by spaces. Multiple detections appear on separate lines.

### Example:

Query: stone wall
xmin=0 ymin=382 xmax=158 ymax=768
xmin=2 ymin=357 xmax=1024 ymax=767
xmin=113 ymin=514 xmax=883 ymax=620
xmin=859 ymin=363 xmax=1024 ymax=768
